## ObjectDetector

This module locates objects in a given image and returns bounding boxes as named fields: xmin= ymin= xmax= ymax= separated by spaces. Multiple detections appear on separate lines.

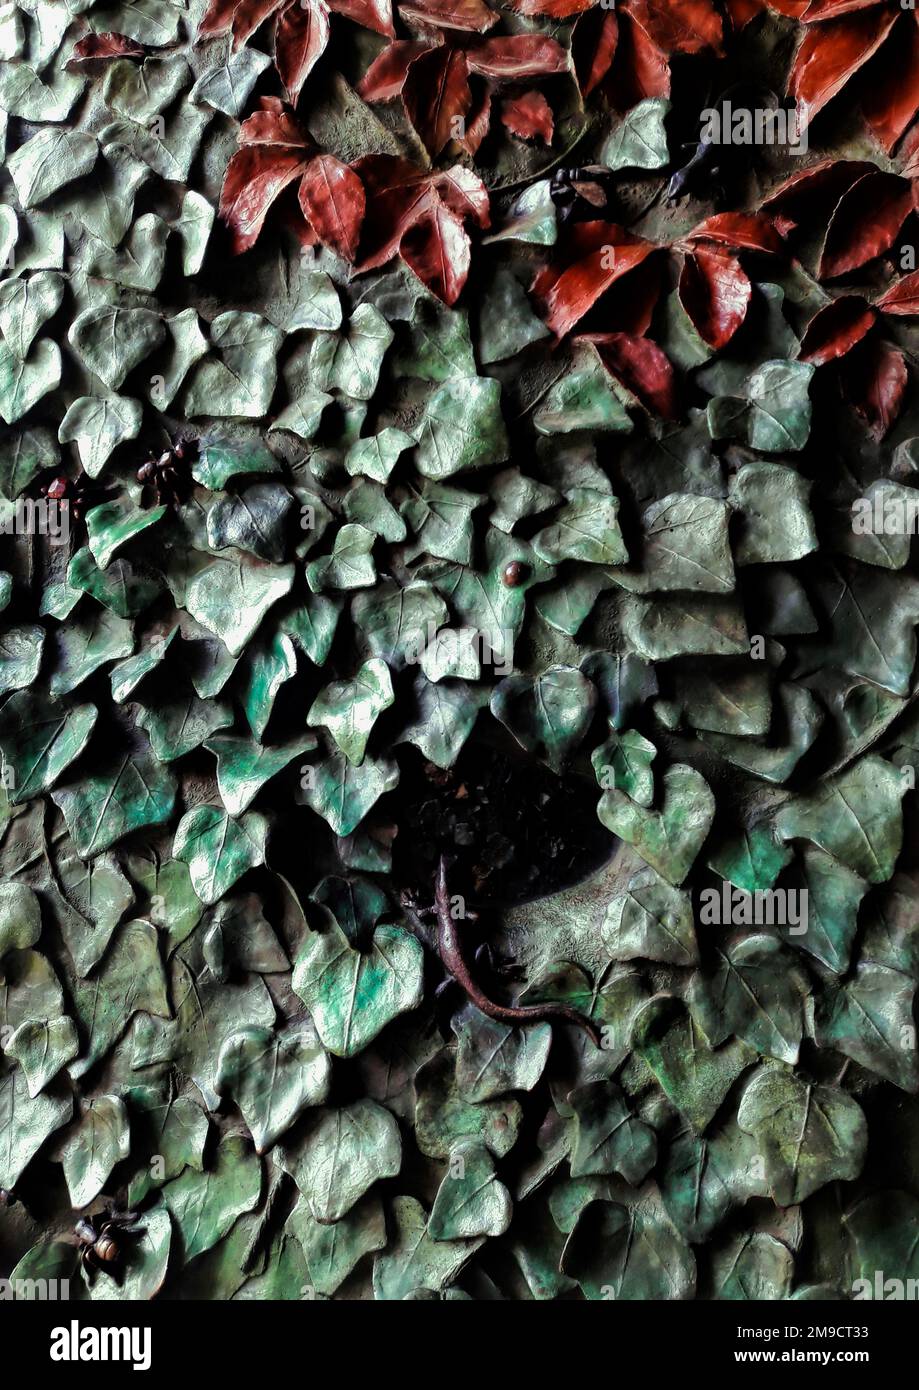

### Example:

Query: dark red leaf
xmin=500 ymin=91 xmax=554 ymax=144
xmin=239 ymin=96 xmax=310 ymax=147
xmin=679 ymin=246 xmax=751 ymax=349
xmin=506 ymin=0 xmax=593 ymax=13
xmin=765 ymin=0 xmax=808 ymax=13
xmin=580 ymin=331 xmax=678 ymax=416
xmin=198 ymin=0 xmax=242 ymax=39
xmin=358 ymin=40 xmax=434 ymax=100
xmin=876 ymin=270 xmax=919 ymax=316
xmin=465 ymin=35 xmax=569 ymax=79
xmin=532 ymin=222 xmax=659 ymax=339
xmin=299 ymin=154 xmax=366 ymax=260
xmin=860 ymin=15 xmax=919 ymax=154
xmin=724 ymin=0 xmax=768 ymax=27
xmin=608 ymin=9 xmax=670 ymax=108
xmin=66 ymin=32 xmax=145 ymax=69
xmin=403 ymin=46 xmax=472 ymax=155
xmin=400 ymin=194 xmax=471 ymax=303
xmin=819 ymin=171 xmax=913 ymax=278
xmin=799 ymin=296 xmax=876 ymax=364
xmin=398 ymin=0 xmax=498 ymax=32
xmin=431 ymin=165 xmax=490 ymax=226
xmin=841 ymin=338 xmax=908 ymax=438
xmin=327 ymin=0 xmax=395 ymax=34
xmin=789 ymin=7 xmax=898 ymax=121
xmin=686 ymin=212 xmax=785 ymax=254
xmin=275 ymin=0 xmax=330 ymax=102
xmin=221 ymin=147 xmax=310 ymax=252
xmin=457 ymin=88 xmax=492 ymax=155
xmin=760 ymin=157 xmax=876 ymax=230
xmin=571 ymin=7 xmax=619 ymax=98
xmin=802 ymin=0 xmax=885 ymax=20
xmin=620 ymin=0 xmax=723 ymax=56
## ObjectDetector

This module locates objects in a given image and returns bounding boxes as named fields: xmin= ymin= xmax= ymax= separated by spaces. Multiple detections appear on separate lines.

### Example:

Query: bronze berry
xmin=502 ymin=561 xmax=528 ymax=587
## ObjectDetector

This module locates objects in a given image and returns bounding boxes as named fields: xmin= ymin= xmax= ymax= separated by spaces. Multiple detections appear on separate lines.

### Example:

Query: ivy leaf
xmin=415 ymin=1049 xmax=522 ymax=1160
xmin=491 ymin=667 xmax=597 ymax=772
xmin=88 ymin=1201 xmax=172 ymax=1302
xmin=58 ymin=395 xmax=143 ymax=478
xmin=0 ymin=691 xmax=97 ymax=804
xmin=0 ymin=271 xmax=63 ymax=359
xmin=52 ymin=746 xmax=176 ymax=857
xmin=189 ymin=44 xmax=271 ymax=117
xmin=68 ymin=920 xmax=170 ymax=1078
xmin=815 ymin=962 xmax=919 ymax=1092
xmin=592 ymin=728 xmax=656 ymax=807
xmin=276 ymin=1098 xmax=402 ymax=1223
xmin=0 ymin=338 xmax=61 ymax=423
xmin=352 ymin=579 xmax=448 ymax=669
xmin=568 ymin=1081 xmax=657 ymax=1183
xmin=4 ymin=1017 xmax=79 ymax=1097
xmin=60 ymin=1095 xmax=131 ymax=1209
xmin=710 ymin=1231 xmax=794 ymax=1301
xmin=0 ymin=623 xmax=44 ymax=692
xmin=737 ymin=1067 xmax=867 ymax=1205
xmin=207 ymin=733 xmax=315 ymax=817
xmin=164 ymin=1134 xmax=262 ymax=1264
xmin=373 ymin=1195 xmax=482 ymax=1300
xmin=452 ymin=1002 xmax=551 ymax=1102
xmin=173 ymin=806 xmax=269 ymax=906
xmin=184 ymin=554 xmax=295 ymax=657
xmin=306 ymin=524 xmax=377 ymax=593
xmin=429 ymin=1139 xmax=512 ymax=1240
xmin=688 ymin=935 xmax=808 ymax=1065
xmin=598 ymin=763 xmax=715 ymax=886
xmin=126 ymin=1088 xmax=209 ymax=1206
xmin=8 ymin=127 xmax=97 ymax=207
xmin=707 ymin=360 xmax=814 ymax=452
xmin=289 ymin=1191 xmax=386 ymax=1296
xmin=632 ymin=995 xmax=754 ymax=1133
xmin=775 ymin=756 xmax=904 ymax=885
xmin=600 ymin=96 xmax=670 ymax=171
xmin=292 ymin=920 xmax=424 ymax=1057
xmin=137 ymin=690 xmax=233 ymax=762
xmin=602 ymin=868 xmax=698 ymax=966
xmin=183 ymin=312 xmax=283 ymax=417
xmin=216 ymin=1021 xmax=331 ymax=1152
xmin=0 ymin=1067 xmax=72 ymax=1190
xmin=561 ymin=1195 xmax=696 ymax=1301
xmin=68 ymin=306 xmax=165 ymax=391
xmin=50 ymin=849 xmax=135 ymax=976
xmin=308 ymin=658 xmax=394 ymax=765
xmin=299 ymin=749 xmax=399 ymax=836
xmin=207 ymin=483 xmax=294 ymax=563
xmin=415 ymin=376 xmax=509 ymax=480
xmin=397 ymin=674 xmax=486 ymax=769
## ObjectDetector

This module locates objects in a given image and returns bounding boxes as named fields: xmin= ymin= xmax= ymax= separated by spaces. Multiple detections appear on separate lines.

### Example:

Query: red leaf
xmin=400 ymin=194 xmax=471 ymax=303
xmin=687 ymin=211 xmax=785 ymax=254
xmin=760 ymin=157 xmax=876 ymax=228
xmin=398 ymin=0 xmax=498 ymax=32
xmin=299 ymin=154 xmax=366 ymax=260
xmin=789 ymin=7 xmax=899 ymax=122
xmin=679 ymin=247 xmax=751 ymax=349
xmin=327 ymin=0 xmax=395 ymax=34
xmin=580 ymin=331 xmax=678 ymax=416
xmin=66 ymin=32 xmax=145 ymax=68
xmin=221 ymin=99 xmax=310 ymax=253
xmin=403 ymin=46 xmax=472 ymax=155
xmin=198 ymin=0 xmax=242 ymax=39
xmin=500 ymin=91 xmax=554 ymax=144
xmin=234 ymin=0 xmax=287 ymax=47
xmin=571 ymin=8 xmax=619 ymax=97
xmin=457 ymin=87 xmax=492 ymax=155
xmin=506 ymin=0 xmax=593 ymax=13
xmin=608 ymin=9 xmax=670 ymax=108
xmin=819 ymin=171 xmax=913 ymax=278
xmin=358 ymin=40 xmax=434 ymax=100
xmin=798 ymin=296 xmax=876 ymax=364
xmin=620 ymin=0 xmax=723 ymax=56
xmin=876 ymin=270 xmax=919 ymax=316
xmin=431 ymin=165 xmax=490 ymax=226
xmin=275 ymin=0 xmax=330 ymax=102
xmin=466 ymin=35 xmax=569 ymax=79
xmin=765 ymin=0 xmax=808 ymax=13
xmin=841 ymin=338 xmax=908 ymax=438
xmin=861 ymin=15 xmax=919 ymax=154
xmin=724 ymin=0 xmax=768 ymax=27
xmin=533 ymin=223 xmax=659 ymax=339
xmin=802 ymin=0 xmax=885 ymax=19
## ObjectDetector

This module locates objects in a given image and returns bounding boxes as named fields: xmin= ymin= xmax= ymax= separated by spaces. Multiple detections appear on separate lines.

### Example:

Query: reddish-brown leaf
xmin=876 ymin=270 xmax=919 ymax=316
xmin=327 ymin=0 xmax=395 ymax=34
xmin=571 ymin=7 xmax=619 ymax=97
xmin=580 ymin=331 xmax=678 ymax=416
xmin=861 ymin=15 xmax=919 ymax=154
xmin=789 ymin=7 xmax=899 ymax=121
xmin=506 ymin=0 xmax=593 ymax=14
xmin=399 ymin=0 xmax=498 ymax=32
xmin=802 ymin=0 xmax=884 ymax=20
xmin=500 ymin=91 xmax=554 ymax=144
xmin=841 ymin=338 xmax=908 ymax=438
xmin=198 ymin=0 xmax=242 ymax=39
xmin=799 ymin=296 xmax=876 ymax=364
xmin=687 ymin=212 xmax=785 ymax=254
xmin=608 ymin=9 xmax=670 ymax=108
xmin=403 ymin=46 xmax=472 ymax=155
xmin=819 ymin=171 xmax=913 ymax=278
xmin=533 ymin=223 xmax=659 ymax=339
xmin=431 ymin=165 xmax=490 ymax=226
xmin=760 ymin=157 xmax=876 ymax=231
xmin=66 ymin=32 xmax=145 ymax=68
xmin=765 ymin=0 xmax=807 ymax=13
xmin=621 ymin=0 xmax=723 ymax=56
xmin=235 ymin=0 xmax=288 ymax=47
xmin=679 ymin=246 xmax=751 ymax=349
xmin=239 ymin=96 xmax=310 ymax=147
xmin=457 ymin=87 xmax=492 ymax=155
xmin=275 ymin=0 xmax=331 ymax=102
xmin=400 ymin=193 xmax=471 ymax=303
xmin=724 ymin=0 xmax=768 ymax=27
xmin=299 ymin=154 xmax=366 ymax=260
xmin=466 ymin=35 xmax=568 ymax=79
xmin=358 ymin=40 xmax=434 ymax=100
xmin=221 ymin=147 xmax=310 ymax=252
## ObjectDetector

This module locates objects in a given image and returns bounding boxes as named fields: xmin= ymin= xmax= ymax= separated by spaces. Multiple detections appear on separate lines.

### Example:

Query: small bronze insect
xmin=73 ymin=1209 xmax=145 ymax=1284
xmin=137 ymin=437 xmax=196 ymax=505
xmin=550 ymin=165 xmax=615 ymax=225
xmin=40 ymin=472 xmax=93 ymax=526
xmin=502 ymin=560 xmax=528 ymax=588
